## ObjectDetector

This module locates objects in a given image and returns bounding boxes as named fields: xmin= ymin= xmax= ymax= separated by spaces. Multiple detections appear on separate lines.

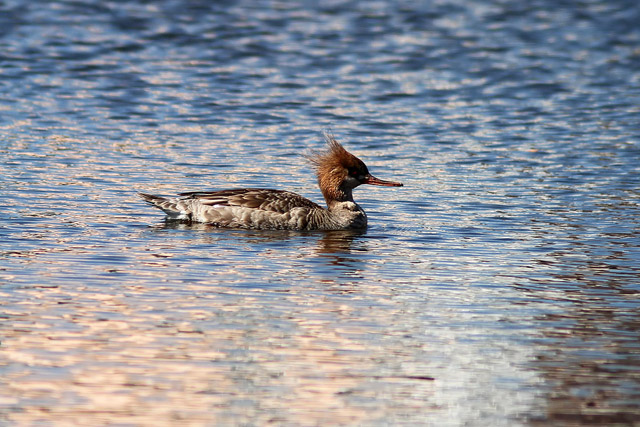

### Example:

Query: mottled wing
xmin=178 ymin=188 xmax=322 ymax=213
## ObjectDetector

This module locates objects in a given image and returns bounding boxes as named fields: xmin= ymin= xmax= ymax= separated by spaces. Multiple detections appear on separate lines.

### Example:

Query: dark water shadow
xmin=517 ymin=250 xmax=640 ymax=424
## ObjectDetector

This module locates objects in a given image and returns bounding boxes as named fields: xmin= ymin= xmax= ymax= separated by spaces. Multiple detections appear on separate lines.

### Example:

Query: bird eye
xmin=349 ymin=169 xmax=359 ymax=177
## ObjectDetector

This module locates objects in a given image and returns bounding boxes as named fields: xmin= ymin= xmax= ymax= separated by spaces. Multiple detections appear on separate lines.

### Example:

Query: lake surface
xmin=1 ymin=0 xmax=639 ymax=425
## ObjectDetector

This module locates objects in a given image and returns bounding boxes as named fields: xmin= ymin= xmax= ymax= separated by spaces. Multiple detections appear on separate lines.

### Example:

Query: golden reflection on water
xmin=1 ymin=265 xmax=436 ymax=425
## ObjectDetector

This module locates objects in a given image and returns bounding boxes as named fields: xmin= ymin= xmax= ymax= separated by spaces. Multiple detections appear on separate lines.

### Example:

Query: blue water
xmin=1 ymin=1 xmax=639 ymax=425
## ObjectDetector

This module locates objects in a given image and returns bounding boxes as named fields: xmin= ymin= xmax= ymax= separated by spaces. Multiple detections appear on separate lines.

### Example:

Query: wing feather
xmin=177 ymin=188 xmax=321 ymax=214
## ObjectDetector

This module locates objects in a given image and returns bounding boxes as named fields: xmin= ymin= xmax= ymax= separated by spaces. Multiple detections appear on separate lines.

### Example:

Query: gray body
xmin=139 ymin=189 xmax=367 ymax=231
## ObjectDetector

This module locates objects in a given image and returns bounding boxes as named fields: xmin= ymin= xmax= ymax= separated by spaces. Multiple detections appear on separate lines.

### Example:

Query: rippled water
xmin=1 ymin=0 xmax=639 ymax=425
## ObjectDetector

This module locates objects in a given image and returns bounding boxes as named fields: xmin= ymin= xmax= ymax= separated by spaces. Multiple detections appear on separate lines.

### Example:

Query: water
xmin=1 ymin=0 xmax=639 ymax=425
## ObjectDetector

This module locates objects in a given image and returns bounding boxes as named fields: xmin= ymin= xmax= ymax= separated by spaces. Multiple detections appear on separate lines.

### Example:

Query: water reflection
xmin=1 ymin=267 xmax=437 ymax=425
xmin=150 ymin=220 xmax=366 ymax=256
xmin=316 ymin=229 xmax=366 ymax=255
xmin=521 ymin=243 xmax=640 ymax=424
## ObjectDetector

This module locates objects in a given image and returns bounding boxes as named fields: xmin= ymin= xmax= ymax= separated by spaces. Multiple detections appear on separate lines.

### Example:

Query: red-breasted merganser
xmin=139 ymin=133 xmax=403 ymax=230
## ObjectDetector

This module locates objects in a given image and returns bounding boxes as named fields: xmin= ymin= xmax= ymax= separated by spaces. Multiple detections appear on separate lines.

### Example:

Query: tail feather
xmin=138 ymin=192 xmax=189 ymax=220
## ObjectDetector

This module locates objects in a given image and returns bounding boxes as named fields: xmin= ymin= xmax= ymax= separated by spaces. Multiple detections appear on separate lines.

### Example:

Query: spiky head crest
xmin=306 ymin=132 xmax=370 ymax=206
